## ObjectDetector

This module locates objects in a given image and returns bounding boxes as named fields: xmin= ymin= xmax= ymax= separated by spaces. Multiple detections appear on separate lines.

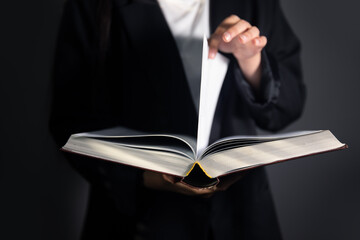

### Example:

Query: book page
xmin=77 ymin=126 xmax=197 ymax=157
xmin=199 ymin=130 xmax=346 ymax=178
xmin=89 ymin=135 xmax=195 ymax=160
xmin=63 ymin=136 xmax=195 ymax=177
xmin=196 ymin=36 xmax=229 ymax=158
xmin=201 ymin=130 xmax=321 ymax=157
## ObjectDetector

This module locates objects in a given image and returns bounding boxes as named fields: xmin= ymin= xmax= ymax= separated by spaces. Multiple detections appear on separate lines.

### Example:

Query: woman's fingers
xmin=208 ymin=15 xmax=243 ymax=58
xmin=145 ymin=171 xmax=245 ymax=198
xmin=162 ymin=173 xmax=215 ymax=196
xmin=223 ymin=19 xmax=252 ymax=43
xmin=208 ymin=27 xmax=225 ymax=58
xmin=253 ymin=36 xmax=267 ymax=48
xmin=208 ymin=15 xmax=266 ymax=60
xmin=172 ymin=181 xmax=216 ymax=197
xmin=162 ymin=173 xmax=180 ymax=184
xmin=237 ymin=26 xmax=260 ymax=44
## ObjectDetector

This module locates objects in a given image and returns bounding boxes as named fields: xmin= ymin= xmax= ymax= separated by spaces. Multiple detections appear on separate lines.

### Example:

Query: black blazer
xmin=50 ymin=0 xmax=305 ymax=239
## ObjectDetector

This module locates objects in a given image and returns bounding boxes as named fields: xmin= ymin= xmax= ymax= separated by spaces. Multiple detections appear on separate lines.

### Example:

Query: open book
xmin=63 ymin=128 xmax=346 ymax=187
xmin=62 ymin=37 xmax=347 ymax=187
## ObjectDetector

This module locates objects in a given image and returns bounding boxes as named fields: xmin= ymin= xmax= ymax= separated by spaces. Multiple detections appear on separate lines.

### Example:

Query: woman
xmin=50 ymin=0 xmax=305 ymax=239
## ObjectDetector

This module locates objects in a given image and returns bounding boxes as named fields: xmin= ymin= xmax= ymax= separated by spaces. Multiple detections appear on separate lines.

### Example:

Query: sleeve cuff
xmin=233 ymin=50 xmax=281 ymax=108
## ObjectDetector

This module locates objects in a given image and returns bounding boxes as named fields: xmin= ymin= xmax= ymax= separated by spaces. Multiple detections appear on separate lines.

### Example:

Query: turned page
xmin=196 ymin=36 xmax=229 ymax=158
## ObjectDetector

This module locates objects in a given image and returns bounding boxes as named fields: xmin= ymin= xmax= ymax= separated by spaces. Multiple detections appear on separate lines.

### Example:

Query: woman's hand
xmin=143 ymin=171 xmax=216 ymax=197
xmin=208 ymin=15 xmax=267 ymax=90
xmin=143 ymin=170 xmax=245 ymax=197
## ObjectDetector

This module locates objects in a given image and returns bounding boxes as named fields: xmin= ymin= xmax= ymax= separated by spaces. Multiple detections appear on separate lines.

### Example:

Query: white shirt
xmin=157 ymin=0 xmax=210 ymax=112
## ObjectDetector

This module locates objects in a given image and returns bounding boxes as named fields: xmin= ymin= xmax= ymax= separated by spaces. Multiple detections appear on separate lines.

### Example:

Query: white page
xmin=196 ymin=36 xmax=229 ymax=158
xmin=77 ymin=126 xmax=197 ymax=154
xmin=63 ymin=136 xmax=195 ymax=177
xmin=200 ymin=130 xmax=345 ymax=178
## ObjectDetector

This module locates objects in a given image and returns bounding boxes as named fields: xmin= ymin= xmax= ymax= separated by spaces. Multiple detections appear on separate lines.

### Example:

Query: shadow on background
xmin=0 ymin=0 xmax=359 ymax=239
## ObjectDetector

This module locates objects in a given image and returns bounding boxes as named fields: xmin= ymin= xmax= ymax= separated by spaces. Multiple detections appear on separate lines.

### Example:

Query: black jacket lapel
xmin=114 ymin=0 xmax=198 ymax=136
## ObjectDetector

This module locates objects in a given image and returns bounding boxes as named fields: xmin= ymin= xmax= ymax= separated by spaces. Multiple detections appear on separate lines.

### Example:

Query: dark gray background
xmin=1 ymin=0 xmax=359 ymax=239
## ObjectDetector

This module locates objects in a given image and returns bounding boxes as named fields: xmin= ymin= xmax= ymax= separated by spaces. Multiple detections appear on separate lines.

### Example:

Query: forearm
xmin=232 ymin=49 xmax=305 ymax=132
xmin=236 ymin=52 xmax=262 ymax=91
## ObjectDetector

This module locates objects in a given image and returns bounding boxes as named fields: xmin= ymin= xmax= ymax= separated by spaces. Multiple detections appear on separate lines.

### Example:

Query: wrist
xmin=236 ymin=53 xmax=262 ymax=90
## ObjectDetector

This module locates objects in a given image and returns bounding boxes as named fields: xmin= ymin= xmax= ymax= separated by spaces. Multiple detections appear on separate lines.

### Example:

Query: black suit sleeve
xmin=49 ymin=0 xmax=142 ymax=217
xmin=50 ymin=0 xmax=98 ymax=146
xmin=233 ymin=0 xmax=306 ymax=132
